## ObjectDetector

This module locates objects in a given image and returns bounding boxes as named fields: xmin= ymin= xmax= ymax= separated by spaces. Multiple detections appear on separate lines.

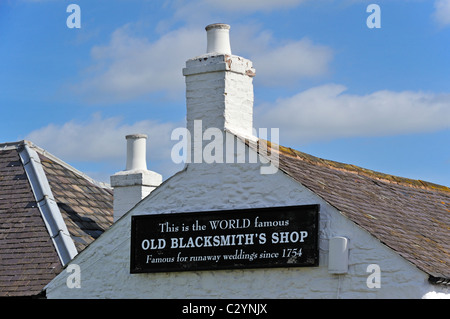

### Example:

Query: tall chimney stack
xmin=110 ymin=134 xmax=162 ymax=222
xmin=182 ymin=23 xmax=256 ymax=148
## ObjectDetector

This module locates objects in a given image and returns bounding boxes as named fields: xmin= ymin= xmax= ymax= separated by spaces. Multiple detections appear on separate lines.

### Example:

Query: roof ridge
xmin=261 ymin=139 xmax=450 ymax=194
xmin=24 ymin=140 xmax=112 ymax=190
xmin=0 ymin=140 xmax=26 ymax=150
xmin=1 ymin=140 xmax=111 ymax=189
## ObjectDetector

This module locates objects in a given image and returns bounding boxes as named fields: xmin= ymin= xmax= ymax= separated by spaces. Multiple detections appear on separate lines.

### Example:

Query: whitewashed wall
xmin=45 ymin=141 xmax=447 ymax=298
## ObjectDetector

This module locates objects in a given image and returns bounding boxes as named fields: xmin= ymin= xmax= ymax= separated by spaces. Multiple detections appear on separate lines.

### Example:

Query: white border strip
xmin=19 ymin=143 xmax=78 ymax=265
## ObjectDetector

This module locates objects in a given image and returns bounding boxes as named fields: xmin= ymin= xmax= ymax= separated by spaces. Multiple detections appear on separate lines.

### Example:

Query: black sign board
xmin=130 ymin=204 xmax=319 ymax=273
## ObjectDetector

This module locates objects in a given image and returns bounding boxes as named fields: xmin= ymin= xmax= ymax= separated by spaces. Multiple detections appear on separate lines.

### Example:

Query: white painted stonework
xmin=183 ymin=54 xmax=255 ymax=141
xmin=45 ymin=137 xmax=448 ymax=298
xmin=111 ymin=134 xmax=162 ymax=222
xmin=45 ymin=22 xmax=448 ymax=298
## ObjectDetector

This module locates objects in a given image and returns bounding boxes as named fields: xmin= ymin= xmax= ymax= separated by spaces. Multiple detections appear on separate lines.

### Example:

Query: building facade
xmin=45 ymin=24 xmax=449 ymax=299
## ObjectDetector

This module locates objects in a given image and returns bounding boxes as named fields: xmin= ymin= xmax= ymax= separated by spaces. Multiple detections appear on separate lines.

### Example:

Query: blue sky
xmin=1 ymin=0 xmax=449 ymax=186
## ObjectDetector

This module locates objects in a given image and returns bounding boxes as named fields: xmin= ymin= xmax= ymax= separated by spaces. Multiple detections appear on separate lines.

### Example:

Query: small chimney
xmin=110 ymin=134 xmax=162 ymax=222
xmin=182 ymin=23 xmax=256 ymax=150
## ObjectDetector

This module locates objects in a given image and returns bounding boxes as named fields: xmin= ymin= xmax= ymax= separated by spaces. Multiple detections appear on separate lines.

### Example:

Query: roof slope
xmin=39 ymin=153 xmax=113 ymax=252
xmin=0 ymin=141 xmax=113 ymax=297
xmin=0 ymin=147 xmax=61 ymax=297
xmin=259 ymin=140 xmax=450 ymax=281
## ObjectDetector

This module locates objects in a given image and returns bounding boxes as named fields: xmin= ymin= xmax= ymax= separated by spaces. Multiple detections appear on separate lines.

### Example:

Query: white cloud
xmin=25 ymin=114 xmax=182 ymax=179
xmin=433 ymin=0 xmax=450 ymax=27
xmin=228 ymin=24 xmax=333 ymax=85
xmin=255 ymin=84 xmax=450 ymax=143
xmin=74 ymin=25 xmax=204 ymax=103
xmin=248 ymin=38 xmax=332 ymax=86
xmin=74 ymin=22 xmax=333 ymax=102
xmin=230 ymin=25 xmax=333 ymax=86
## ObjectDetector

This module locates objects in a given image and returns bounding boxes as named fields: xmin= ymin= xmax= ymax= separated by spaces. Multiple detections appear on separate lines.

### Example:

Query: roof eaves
xmin=18 ymin=142 xmax=78 ymax=265
xmin=428 ymin=276 xmax=450 ymax=286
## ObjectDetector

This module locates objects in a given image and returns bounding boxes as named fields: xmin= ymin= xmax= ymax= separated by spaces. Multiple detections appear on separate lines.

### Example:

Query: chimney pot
xmin=126 ymin=134 xmax=148 ymax=171
xmin=205 ymin=23 xmax=231 ymax=55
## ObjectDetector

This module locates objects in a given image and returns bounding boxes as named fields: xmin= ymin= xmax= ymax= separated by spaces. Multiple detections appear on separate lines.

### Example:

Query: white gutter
xmin=19 ymin=142 xmax=78 ymax=266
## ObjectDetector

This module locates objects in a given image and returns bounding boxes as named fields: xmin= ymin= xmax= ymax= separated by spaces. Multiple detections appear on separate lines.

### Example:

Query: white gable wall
xmin=45 ymin=141 xmax=445 ymax=298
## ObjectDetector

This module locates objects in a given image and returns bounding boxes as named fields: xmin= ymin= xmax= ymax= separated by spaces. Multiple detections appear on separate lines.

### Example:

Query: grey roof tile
xmin=0 ymin=141 xmax=113 ymax=297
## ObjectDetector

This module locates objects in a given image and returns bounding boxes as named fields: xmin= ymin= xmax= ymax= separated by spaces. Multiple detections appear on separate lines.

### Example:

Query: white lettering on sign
xmin=209 ymin=218 xmax=251 ymax=230
xmin=271 ymin=231 xmax=308 ymax=244
xmin=140 ymin=230 xmax=309 ymax=250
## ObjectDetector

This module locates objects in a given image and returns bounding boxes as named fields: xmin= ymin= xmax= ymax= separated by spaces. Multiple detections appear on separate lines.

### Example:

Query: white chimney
xmin=110 ymin=134 xmax=162 ymax=222
xmin=126 ymin=134 xmax=148 ymax=171
xmin=182 ymin=23 xmax=256 ymax=151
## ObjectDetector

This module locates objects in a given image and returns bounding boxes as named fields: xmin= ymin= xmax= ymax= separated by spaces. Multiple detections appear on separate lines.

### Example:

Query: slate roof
xmin=0 ymin=146 xmax=61 ymax=297
xmin=255 ymin=139 xmax=450 ymax=283
xmin=0 ymin=141 xmax=113 ymax=297
xmin=39 ymin=152 xmax=114 ymax=252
